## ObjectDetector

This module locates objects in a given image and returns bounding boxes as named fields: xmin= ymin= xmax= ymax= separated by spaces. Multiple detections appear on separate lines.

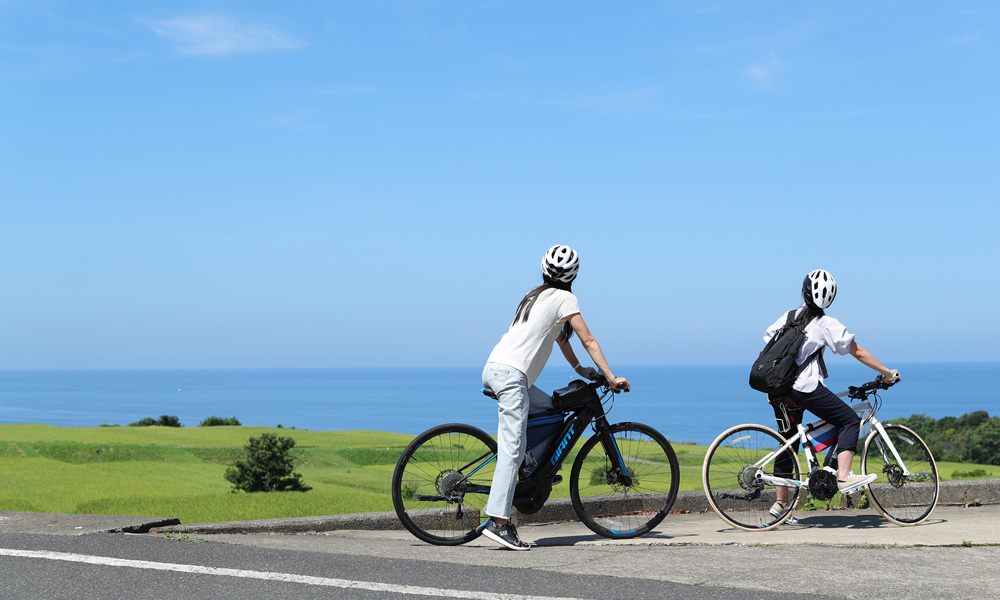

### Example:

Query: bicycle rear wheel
xmin=702 ymin=424 xmax=801 ymax=531
xmin=569 ymin=422 xmax=679 ymax=539
xmin=861 ymin=424 xmax=939 ymax=525
xmin=391 ymin=423 xmax=497 ymax=545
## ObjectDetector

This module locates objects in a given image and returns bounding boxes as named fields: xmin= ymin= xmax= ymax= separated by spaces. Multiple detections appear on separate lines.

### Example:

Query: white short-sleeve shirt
xmin=764 ymin=305 xmax=856 ymax=393
xmin=487 ymin=288 xmax=581 ymax=386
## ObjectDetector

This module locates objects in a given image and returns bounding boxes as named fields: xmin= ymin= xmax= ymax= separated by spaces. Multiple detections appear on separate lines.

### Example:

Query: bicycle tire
xmin=702 ymin=424 xmax=802 ymax=531
xmin=861 ymin=424 xmax=939 ymax=525
xmin=391 ymin=423 xmax=497 ymax=545
xmin=569 ymin=422 xmax=679 ymax=539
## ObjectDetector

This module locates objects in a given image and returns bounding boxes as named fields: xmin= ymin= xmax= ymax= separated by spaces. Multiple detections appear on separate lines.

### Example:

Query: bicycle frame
xmin=754 ymin=394 xmax=916 ymax=491
xmin=455 ymin=385 xmax=629 ymax=501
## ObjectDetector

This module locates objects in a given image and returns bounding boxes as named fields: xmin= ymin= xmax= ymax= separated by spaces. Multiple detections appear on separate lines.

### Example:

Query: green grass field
xmin=0 ymin=424 xmax=994 ymax=524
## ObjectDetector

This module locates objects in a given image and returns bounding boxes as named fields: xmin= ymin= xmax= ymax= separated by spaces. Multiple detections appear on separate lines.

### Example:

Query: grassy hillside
xmin=0 ymin=425 xmax=993 ymax=524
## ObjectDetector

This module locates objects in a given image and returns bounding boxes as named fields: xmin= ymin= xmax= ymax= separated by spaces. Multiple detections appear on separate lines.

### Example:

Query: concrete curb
xmin=160 ymin=478 xmax=1000 ymax=535
xmin=0 ymin=511 xmax=180 ymax=535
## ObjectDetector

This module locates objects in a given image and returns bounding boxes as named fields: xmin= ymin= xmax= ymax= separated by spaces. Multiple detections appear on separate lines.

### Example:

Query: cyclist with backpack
xmin=760 ymin=269 xmax=900 ymax=522
xmin=479 ymin=245 xmax=629 ymax=550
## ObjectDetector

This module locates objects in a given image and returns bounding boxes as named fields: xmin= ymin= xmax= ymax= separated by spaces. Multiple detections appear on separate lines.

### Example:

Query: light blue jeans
xmin=482 ymin=361 xmax=554 ymax=520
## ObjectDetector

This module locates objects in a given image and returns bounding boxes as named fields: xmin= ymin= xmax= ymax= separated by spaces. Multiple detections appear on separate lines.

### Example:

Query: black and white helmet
xmin=541 ymin=245 xmax=580 ymax=284
xmin=803 ymin=269 xmax=837 ymax=309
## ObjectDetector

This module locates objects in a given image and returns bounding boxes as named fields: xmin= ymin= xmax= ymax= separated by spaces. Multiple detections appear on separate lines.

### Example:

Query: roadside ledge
xmin=160 ymin=478 xmax=1000 ymax=535
xmin=0 ymin=511 xmax=179 ymax=535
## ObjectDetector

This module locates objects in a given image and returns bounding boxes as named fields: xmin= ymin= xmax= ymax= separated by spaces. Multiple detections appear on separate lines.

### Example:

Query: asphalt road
xmin=2 ymin=505 xmax=997 ymax=599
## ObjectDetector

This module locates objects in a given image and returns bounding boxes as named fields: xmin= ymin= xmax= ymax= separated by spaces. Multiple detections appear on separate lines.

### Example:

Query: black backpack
xmin=749 ymin=310 xmax=827 ymax=396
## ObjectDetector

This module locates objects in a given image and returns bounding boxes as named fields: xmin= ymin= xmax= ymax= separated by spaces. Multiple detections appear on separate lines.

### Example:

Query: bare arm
xmin=566 ymin=313 xmax=629 ymax=391
xmin=849 ymin=341 xmax=900 ymax=382
xmin=556 ymin=332 xmax=596 ymax=379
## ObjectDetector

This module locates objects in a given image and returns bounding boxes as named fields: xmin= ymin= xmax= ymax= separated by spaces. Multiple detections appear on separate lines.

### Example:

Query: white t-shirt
xmin=764 ymin=305 xmax=856 ymax=393
xmin=487 ymin=288 xmax=581 ymax=386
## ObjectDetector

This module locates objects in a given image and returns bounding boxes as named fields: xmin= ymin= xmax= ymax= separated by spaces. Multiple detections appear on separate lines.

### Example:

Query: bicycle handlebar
xmin=844 ymin=374 xmax=899 ymax=400
xmin=586 ymin=373 xmax=625 ymax=394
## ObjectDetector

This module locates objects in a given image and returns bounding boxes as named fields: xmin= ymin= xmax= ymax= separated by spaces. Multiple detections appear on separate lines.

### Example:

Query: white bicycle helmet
xmin=803 ymin=269 xmax=837 ymax=309
xmin=541 ymin=244 xmax=580 ymax=283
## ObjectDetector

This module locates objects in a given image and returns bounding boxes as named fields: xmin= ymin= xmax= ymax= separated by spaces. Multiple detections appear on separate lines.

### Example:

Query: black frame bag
xmin=749 ymin=311 xmax=825 ymax=396
xmin=551 ymin=379 xmax=599 ymax=410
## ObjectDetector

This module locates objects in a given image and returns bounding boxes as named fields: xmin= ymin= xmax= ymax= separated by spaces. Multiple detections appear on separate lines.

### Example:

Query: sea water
xmin=0 ymin=362 xmax=996 ymax=445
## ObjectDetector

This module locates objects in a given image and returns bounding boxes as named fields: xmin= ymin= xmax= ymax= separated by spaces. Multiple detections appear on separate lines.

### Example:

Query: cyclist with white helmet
xmin=479 ymin=245 xmax=629 ymax=550
xmin=767 ymin=269 xmax=900 ymax=522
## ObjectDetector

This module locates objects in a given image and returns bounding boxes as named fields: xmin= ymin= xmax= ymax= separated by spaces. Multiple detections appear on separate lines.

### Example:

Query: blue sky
xmin=1 ymin=1 xmax=997 ymax=369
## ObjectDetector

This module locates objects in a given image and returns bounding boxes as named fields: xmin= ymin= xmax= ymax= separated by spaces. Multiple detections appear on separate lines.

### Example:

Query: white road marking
xmin=0 ymin=548 xmax=591 ymax=600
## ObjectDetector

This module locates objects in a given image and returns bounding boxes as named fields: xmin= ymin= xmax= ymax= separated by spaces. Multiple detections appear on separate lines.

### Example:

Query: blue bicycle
xmin=391 ymin=376 xmax=680 ymax=545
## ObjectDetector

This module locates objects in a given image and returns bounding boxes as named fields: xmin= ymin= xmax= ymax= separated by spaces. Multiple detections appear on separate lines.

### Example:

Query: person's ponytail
xmin=511 ymin=275 xmax=573 ymax=327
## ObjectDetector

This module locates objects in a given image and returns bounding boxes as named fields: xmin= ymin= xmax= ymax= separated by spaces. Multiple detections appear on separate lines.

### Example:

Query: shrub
xmin=951 ymin=468 xmax=992 ymax=479
xmin=224 ymin=433 xmax=311 ymax=493
xmin=200 ymin=416 xmax=242 ymax=427
xmin=892 ymin=411 xmax=1000 ymax=466
xmin=128 ymin=415 xmax=183 ymax=428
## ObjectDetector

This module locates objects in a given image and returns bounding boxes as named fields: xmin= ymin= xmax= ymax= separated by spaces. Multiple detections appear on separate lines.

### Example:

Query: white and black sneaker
xmin=838 ymin=472 xmax=877 ymax=495
xmin=479 ymin=518 xmax=531 ymax=550
xmin=768 ymin=501 xmax=798 ymax=525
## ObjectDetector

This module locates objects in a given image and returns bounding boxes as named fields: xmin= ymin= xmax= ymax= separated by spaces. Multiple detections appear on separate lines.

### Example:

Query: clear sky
xmin=1 ymin=2 xmax=997 ymax=370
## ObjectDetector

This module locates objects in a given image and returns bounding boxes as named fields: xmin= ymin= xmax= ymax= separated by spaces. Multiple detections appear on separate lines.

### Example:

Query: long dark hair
xmin=798 ymin=279 xmax=825 ymax=323
xmin=512 ymin=275 xmax=575 ymax=340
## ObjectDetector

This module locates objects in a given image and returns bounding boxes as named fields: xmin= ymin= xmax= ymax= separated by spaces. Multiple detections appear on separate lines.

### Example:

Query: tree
xmin=224 ymin=433 xmax=311 ymax=493
xmin=128 ymin=415 xmax=182 ymax=427
xmin=200 ymin=416 xmax=242 ymax=427
xmin=971 ymin=420 xmax=1000 ymax=466
xmin=893 ymin=411 xmax=1000 ymax=466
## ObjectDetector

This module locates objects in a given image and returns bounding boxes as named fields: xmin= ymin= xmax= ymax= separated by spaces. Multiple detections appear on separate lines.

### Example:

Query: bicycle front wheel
xmin=861 ymin=424 xmax=939 ymax=525
xmin=702 ymin=424 xmax=801 ymax=531
xmin=391 ymin=423 xmax=497 ymax=545
xmin=569 ymin=422 xmax=679 ymax=539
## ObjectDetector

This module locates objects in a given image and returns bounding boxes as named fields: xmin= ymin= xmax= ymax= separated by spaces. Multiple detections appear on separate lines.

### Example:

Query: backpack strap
xmin=789 ymin=309 xmax=828 ymax=379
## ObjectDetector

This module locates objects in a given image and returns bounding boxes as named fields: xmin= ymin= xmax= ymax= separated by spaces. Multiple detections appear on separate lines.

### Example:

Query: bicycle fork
xmin=593 ymin=418 xmax=634 ymax=487
xmin=868 ymin=419 xmax=916 ymax=477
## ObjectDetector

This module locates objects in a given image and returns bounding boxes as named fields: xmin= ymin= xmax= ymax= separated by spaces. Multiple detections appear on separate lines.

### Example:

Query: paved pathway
xmin=174 ymin=505 xmax=1000 ymax=600
xmin=4 ymin=505 xmax=998 ymax=599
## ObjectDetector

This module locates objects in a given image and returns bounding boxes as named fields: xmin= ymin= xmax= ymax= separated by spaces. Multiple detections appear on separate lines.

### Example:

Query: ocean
xmin=0 ymin=362 xmax=996 ymax=445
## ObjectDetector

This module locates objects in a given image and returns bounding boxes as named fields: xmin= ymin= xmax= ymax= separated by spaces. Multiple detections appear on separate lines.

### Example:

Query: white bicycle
xmin=702 ymin=375 xmax=939 ymax=531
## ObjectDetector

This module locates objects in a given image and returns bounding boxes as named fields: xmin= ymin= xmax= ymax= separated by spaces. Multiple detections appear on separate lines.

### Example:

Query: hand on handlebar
xmin=610 ymin=377 xmax=630 ymax=393
xmin=884 ymin=370 xmax=901 ymax=385
xmin=578 ymin=366 xmax=600 ymax=381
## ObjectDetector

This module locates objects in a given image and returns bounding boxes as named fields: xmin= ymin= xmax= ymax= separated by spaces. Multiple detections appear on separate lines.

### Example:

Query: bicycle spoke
xmin=392 ymin=424 xmax=497 ymax=545
xmin=702 ymin=425 xmax=800 ymax=531
xmin=570 ymin=424 xmax=679 ymax=538
xmin=862 ymin=424 xmax=939 ymax=525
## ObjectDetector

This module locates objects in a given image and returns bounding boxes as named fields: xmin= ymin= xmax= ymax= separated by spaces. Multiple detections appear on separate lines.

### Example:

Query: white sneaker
xmin=769 ymin=501 xmax=798 ymax=525
xmin=838 ymin=472 xmax=877 ymax=494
